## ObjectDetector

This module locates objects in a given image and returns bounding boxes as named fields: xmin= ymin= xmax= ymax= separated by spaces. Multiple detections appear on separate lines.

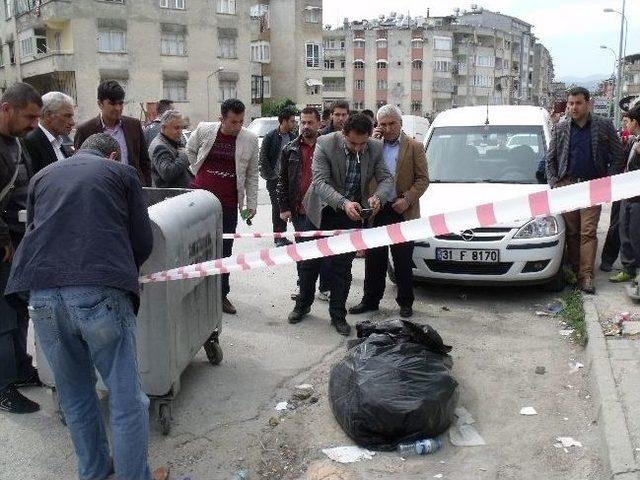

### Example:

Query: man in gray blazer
xmin=546 ymin=86 xmax=624 ymax=293
xmin=287 ymin=113 xmax=394 ymax=335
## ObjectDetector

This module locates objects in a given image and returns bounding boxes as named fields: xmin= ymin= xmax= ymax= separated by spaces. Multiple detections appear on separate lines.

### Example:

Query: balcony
xmin=432 ymin=80 xmax=455 ymax=93
xmin=15 ymin=0 xmax=73 ymax=30
xmin=20 ymin=48 xmax=74 ymax=78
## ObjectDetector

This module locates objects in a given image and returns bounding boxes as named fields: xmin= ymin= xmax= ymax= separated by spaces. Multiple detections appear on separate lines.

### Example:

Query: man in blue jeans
xmin=5 ymin=133 xmax=168 ymax=480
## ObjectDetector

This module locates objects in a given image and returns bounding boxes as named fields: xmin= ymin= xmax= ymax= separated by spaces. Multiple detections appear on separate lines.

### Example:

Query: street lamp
xmin=206 ymin=67 xmax=224 ymax=120
xmin=603 ymin=1 xmax=627 ymax=128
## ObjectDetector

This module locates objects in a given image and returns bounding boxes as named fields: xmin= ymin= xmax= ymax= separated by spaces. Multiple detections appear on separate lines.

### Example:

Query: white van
xmin=412 ymin=105 xmax=565 ymax=290
xmin=401 ymin=115 xmax=430 ymax=143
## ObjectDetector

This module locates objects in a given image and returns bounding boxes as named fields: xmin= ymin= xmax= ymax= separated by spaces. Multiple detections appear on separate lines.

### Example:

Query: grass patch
xmin=561 ymin=289 xmax=587 ymax=346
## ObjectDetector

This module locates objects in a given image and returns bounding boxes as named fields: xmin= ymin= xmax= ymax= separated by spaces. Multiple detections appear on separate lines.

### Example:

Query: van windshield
xmin=426 ymin=126 xmax=546 ymax=184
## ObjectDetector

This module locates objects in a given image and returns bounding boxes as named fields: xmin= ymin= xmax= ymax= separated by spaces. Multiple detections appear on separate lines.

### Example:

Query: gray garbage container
xmin=36 ymin=188 xmax=223 ymax=435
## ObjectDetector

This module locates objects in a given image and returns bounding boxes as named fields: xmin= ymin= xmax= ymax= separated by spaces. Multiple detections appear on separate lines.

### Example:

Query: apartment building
xmin=0 ymin=0 xmax=262 ymax=125
xmin=623 ymin=53 xmax=640 ymax=99
xmin=320 ymin=6 xmax=554 ymax=116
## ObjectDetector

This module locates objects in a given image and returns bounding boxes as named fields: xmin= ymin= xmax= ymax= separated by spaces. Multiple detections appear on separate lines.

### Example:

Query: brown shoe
xmin=580 ymin=276 xmax=596 ymax=294
xmin=153 ymin=466 xmax=170 ymax=480
xmin=222 ymin=296 xmax=237 ymax=314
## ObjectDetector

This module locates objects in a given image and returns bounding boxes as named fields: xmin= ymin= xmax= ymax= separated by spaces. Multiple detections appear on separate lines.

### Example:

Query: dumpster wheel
xmin=204 ymin=339 xmax=223 ymax=365
xmin=158 ymin=403 xmax=172 ymax=436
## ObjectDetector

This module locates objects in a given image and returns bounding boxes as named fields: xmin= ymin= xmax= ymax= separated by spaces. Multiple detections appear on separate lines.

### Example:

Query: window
xmin=411 ymin=101 xmax=422 ymax=113
xmin=324 ymin=59 xmax=335 ymax=69
xmin=353 ymin=101 xmax=364 ymax=110
xmin=98 ymin=30 xmax=126 ymax=53
xmin=219 ymin=37 xmax=237 ymax=58
xmin=412 ymin=59 xmax=423 ymax=70
xmin=376 ymin=60 xmax=387 ymax=69
xmin=8 ymin=41 xmax=15 ymax=64
xmin=251 ymin=75 xmax=263 ymax=103
xmin=160 ymin=0 xmax=185 ymax=9
xmin=305 ymin=43 xmax=320 ymax=68
xmin=353 ymin=40 xmax=365 ymax=49
xmin=354 ymin=60 xmax=364 ymax=69
xmin=474 ymin=55 xmax=494 ymax=68
xmin=411 ymin=39 xmax=423 ymax=49
xmin=376 ymin=79 xmax=387 ymax=90
xmin=263 ymin=76 xmax=270 ymax=98
xmin=434 ymin=59 xmax=451 ymax=72
xmin=305 ymin=7 xmax=321 ymax=23
xmin=161 ymin=30 xmax=186 ymax=56
xmin=102 ymin=0 xmax=124 ymax=3
xmin=411 ymin=80 xmax=421 ymax=91
xmin=163 ymin=79 xmax=187 ymax=101
xmin=472 ymin=75 xmax=491 ymax=87
xmin=0 ymin=43 xmax=3 ymax=66
xmin=18 ymin=28 xmax=47 ymax=60
xmin=250 ymin=41 xmax=269 ymax=62
xmin=324 ymin=78 xmax=345 ymax=92
xmin=216 ymin=0 xmax=235 ymax=14
xmin=354 ymin=79 xmax=364 ymax=91
xmin=219 ymin=80 xmax=237 ymax=101
xmin=433 ymin=36 xmax=452 ymax=50
xmin=340 ymin=59 xmax=345 ymax=69
xmin=376 ymin=39 xmax=387 ymax=49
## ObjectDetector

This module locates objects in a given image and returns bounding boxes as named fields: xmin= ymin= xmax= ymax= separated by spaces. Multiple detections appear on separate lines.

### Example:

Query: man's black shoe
xmin=599 ymin=262 xmax=613 ymax=272
xmin=399 ymin=306 xmax=413 ymax=318
xmin=288 ymin=306 xmax=310 ymax=324
xmin=348 ymin=302 xmax=379 ymax=315
xmin=14 ymin=370 xmax=42 ymax=388
xmin=0 ymin=385 xmax=40 ymax=414
xmin=331 ymin=319 xmax=351 ymax=336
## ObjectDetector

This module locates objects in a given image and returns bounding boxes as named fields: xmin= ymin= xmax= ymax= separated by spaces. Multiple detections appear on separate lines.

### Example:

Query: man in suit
xmin=74 ymin=80 xmax=152 ymax=186
xmin=0 ymin=82 xmax=42 ymax=414
xmin=349 ymin=105 xmax=429 ymax=318
xmin=546 ymin=86 xmax=624 ymax=293
xmin=259 ymin=107 xmax=297 ymax=247
xmin=286 ymin=113 xmax=394 ymax=335
xmin=23 ymin=91 xmax=75 ymax=173
xmin=187 ymin=99 xmax=259 ymax=315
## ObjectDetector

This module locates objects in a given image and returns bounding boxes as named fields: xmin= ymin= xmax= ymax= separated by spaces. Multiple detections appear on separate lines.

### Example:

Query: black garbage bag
xmin=329 ymin=319 xmax=458 ymax=450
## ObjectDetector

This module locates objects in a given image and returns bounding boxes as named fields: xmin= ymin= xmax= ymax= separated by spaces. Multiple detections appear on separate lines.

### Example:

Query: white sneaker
xmin=317 ymin=290 xmax=330 ymax=302
xmin=291 ymin=287 xmax=300 ymax=300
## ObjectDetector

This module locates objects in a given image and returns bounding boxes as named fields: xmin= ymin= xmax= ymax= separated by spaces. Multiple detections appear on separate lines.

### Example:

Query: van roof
xmin=432 ymin=105 xmax=549 ymax=127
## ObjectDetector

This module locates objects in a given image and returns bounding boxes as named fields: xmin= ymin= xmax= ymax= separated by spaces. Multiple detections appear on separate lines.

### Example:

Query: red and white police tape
xmin=222 ymin=229 xmax=355 ymax=239
xmin=140 ymin=170 xmax=640 ymax=284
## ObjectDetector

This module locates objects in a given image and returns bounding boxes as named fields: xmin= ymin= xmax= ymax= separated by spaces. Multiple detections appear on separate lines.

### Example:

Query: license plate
xmin=435 ymin=248 xmax=500 ymax=263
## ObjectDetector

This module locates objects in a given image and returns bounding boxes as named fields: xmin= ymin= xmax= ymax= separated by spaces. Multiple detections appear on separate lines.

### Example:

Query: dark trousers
xmin=619 ymin=200 xmax=638 ymax=275
xmin=601 ymin=200 xmax=622 ymax=266
xmin=0 ymin=261 xmax=35 ymax=391
xmin=624 ymin=202 xmax=640 ymax=276
xmin=266 ymin=179 xmax=287 ymax=238
xmin=297 ymin=208 xmax=360 ymax=322
xmin=363 ymin=204 xmax=415 ymax=308
xmin=221 ymin=207 xmax=238 ymax=297
xmin=291 ymin=214 xmax=331 ymax=292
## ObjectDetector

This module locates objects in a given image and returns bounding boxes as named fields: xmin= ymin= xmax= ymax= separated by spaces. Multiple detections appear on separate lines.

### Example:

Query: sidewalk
xmin=585 ymin=210 xmax=640 ymax=479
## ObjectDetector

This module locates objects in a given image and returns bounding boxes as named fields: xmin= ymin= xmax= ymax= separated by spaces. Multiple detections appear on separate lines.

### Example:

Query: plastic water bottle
xmin=397 ymin=438 xmax=442 ymax=456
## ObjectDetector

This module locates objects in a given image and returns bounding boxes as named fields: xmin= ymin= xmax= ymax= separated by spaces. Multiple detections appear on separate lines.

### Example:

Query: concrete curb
xmin=583 ymin=297 xmax=640 ymax=479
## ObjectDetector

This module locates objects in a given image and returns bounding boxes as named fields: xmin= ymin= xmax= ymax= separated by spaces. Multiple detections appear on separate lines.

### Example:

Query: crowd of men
xmin=1 ymin=76 xmax=639 ymax=480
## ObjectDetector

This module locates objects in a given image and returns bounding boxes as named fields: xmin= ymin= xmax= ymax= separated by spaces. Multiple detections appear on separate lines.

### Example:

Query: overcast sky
xmin=322 ymin=0 xmax=638 ymax=80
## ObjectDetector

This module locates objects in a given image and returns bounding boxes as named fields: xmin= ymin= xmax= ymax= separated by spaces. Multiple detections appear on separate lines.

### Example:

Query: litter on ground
xmin=321 ymin=446 xmax=375 ymax=464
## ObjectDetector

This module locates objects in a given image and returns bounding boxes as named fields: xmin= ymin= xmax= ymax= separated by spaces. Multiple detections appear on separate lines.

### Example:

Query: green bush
xmin=262 ymin=97 xmax=297 ymax=117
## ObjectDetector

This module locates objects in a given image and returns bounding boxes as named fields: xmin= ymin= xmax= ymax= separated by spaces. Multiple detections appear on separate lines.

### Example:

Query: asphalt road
xmin=0 ymin=186 xmax=604 ymax=480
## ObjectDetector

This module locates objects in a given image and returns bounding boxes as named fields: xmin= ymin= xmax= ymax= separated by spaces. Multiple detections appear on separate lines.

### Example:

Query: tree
xmin=261 ymin=97 xmax=297 ymax=117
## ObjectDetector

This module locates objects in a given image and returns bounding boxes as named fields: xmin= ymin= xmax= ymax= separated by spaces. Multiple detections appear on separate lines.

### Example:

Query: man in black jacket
xmin=259 ymin=108 xmax=297 ymax=246
xmin=144 ymin=99 xmax=174 ymax=147
xmin=546 ymin=86 xmax=624 ymax=293
xmin=5 ymin=133 xmax=166 ymax=480
xmin=0 ymin=82 xmax=42 ymax=415
xmin=22 ymin=91 xmax=75 ymax=173
xmin=318 ymin=100 xmax=349 ymax=136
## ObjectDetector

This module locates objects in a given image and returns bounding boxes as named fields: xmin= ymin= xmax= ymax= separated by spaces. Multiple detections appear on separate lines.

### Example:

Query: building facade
xmin=0 ymin=0 xmax=264 ymax=125
xmin=623 ymin=53 xmax=640 ymax=99
xmin=320 ymin=6 xmax=554 ymax=117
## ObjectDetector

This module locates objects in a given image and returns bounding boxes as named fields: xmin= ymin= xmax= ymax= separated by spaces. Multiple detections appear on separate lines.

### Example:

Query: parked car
xmin=409 ymin=105 xmax=565 ymax=291
xmin=247 ymin=117 xmax=280 ymax=151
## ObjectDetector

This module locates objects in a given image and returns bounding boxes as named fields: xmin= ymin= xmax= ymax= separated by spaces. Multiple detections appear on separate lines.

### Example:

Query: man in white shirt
xmin=23 ymin=91 xmax=76 ymax=172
